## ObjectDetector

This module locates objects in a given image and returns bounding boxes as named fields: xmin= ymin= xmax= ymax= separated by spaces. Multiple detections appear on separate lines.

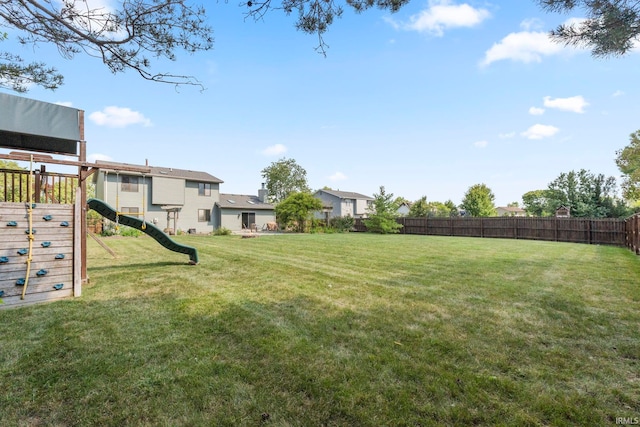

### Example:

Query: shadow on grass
xmin=88 ymin=260 xmax=196 ymax=272
xmin=1 ymin=289 xmax=632 ymax=426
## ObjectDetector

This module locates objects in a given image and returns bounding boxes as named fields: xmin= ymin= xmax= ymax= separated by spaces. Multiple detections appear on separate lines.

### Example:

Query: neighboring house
xmin=94 ymin=161 xmax=223 ymax=234
xmin=555 ymin=206 xmax=571 ymax=218
xmin=496 ymin=206 xmax=526 ymax=217
xmin=313 ymin=189 xmax=373 ymax=220
xmin=397 ymin=202 xmax=411 ymax=217
xmin=214 ymin=186 xmax=276 ymax=232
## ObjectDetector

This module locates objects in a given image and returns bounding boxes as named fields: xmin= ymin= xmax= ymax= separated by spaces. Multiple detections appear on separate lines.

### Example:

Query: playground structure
xmin=0 ymin=93 xmax=197 ymax=309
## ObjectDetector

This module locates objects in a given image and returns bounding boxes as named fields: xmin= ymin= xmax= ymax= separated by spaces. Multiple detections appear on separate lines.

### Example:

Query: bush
xmin=213 ymin=227 xmax=233 ymax=236
xmin=329 ymin=216 xmax=355 ymax=233
xmin=119 ymin=226 xmax=143 ymax=238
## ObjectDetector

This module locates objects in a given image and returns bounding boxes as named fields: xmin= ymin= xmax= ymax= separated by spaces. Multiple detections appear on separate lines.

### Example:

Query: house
xmin=313 ymin=189 xmax=373 ymax=220
xmin=496 ymin=206 xmax=526 ymax=217
xmin=397 ymin=201 xmax=411 ymax=217
xmin=214 ymin=185 xmax=276 ymax=232
xmin=94 ymin=161 xmax=223 ymax=234
xmin=555 ymin=206 xmax=571 ymax=218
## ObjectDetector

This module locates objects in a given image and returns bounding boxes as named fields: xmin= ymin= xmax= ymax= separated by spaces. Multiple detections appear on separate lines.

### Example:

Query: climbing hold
xmin=25 ymin=203 xmax=36 ymax=209
xmin=17 ymin=248 xmax=28 ymax=256
xmin=53 ymin=284 xmax=64 ymax=290
xmin=16 ymin=278 xmax=25 ymax=286
xmin=0 ymin=256 xmax=8 ymax=263
xmin=7 ymin=221 xmax=17 ymax=227
xmin=60 ymin=221 xmax=69 ymax=227
xmin=43 ymin=215 xmax=52 ymax=221
xmin=41 ymin=241 xmax=51 ymax=248
xmin=55 ymin=253 xmax=65 ymax=259
xmin=25 ymin=229 xmax=36 ymax=234
xmin=36 ymin=269 xmax=48 ymax=277
xmin=0 ymin=290 xmax=4 ymax=297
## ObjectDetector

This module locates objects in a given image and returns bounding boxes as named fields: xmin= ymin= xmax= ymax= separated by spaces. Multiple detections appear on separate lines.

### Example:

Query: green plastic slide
xmin=87 ymin=198 xmax=198 ymax=264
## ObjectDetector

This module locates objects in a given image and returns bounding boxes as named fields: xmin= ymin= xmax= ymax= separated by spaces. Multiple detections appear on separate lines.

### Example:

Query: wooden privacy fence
xmin=1 ymin=168 xmax=78 ymax=204
xmin=627 ymin=213 xmax=640 ymax=255
xmin=354 ymin=216 xmax=633 ymax=248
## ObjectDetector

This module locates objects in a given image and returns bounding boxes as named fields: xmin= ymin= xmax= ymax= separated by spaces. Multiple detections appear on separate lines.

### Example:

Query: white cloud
xmin=529 ymin=107 xmax=545 ymax=115
xmin=521 ymin=124 xmax=559 ymax=140
xmin=480 ymin=30 xmax=566 ymax=66
xmin=261 ymin=144 xmax=287 ymax=156
xmin=519 ymin=18 xmax=544 ymax=32
xmin=543 ymin=95 xmax=589 ymax=113
xmin=87 ymin=153 xmax=113 ymax=163
xmin=89 ymin=106 xmax=152 ymax=128
xmin=498 ymin=132 xmax=516 ymax=139
xmin=55 ymin=101 xmax=73 ymax=107
xmin=329 ymin=172 xmax=348 ymax=181
xmin=612 ymin=90 xmax=624 ymax=97
xmin=386 ymin=0 xmax=490 ymax=36
xmin=473 ymin=140 xmax=488 ymax=148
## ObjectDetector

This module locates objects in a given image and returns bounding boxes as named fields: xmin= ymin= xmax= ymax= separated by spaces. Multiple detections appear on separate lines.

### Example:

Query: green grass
xmin=1 ymin=233 xmax=639 ymax=426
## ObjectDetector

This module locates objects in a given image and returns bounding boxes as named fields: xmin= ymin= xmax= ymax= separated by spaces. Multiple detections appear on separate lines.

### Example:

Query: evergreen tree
xmin=363 ymin=186 xmax=402 ymax=234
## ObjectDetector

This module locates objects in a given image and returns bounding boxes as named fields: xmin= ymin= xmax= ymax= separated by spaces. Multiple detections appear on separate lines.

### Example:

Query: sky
xmin=2 ymin=0 xmax=640 ymax=207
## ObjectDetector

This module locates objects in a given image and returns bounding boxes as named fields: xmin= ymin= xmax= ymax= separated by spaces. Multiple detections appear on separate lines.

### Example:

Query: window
xmin=198 ymin=183 xmax=211 ymax=196
xmin=198 ymin=209 xmax=211 ymax=222
xmin=121 ymin=176 xmax=139 ymax=192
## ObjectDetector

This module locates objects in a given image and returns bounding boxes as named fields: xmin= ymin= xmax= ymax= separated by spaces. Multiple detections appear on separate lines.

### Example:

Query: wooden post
xmin=78 ymin=111 xmax=89 ymax=285
xmin=74 ymin=187 xmax=82 ymax=297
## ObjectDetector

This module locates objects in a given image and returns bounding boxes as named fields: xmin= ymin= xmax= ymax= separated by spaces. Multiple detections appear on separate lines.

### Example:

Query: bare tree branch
xmin=0 ymin=0 xmax=214 ymax=90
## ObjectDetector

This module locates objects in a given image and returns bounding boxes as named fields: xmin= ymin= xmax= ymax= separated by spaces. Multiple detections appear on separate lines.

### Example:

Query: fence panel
xmin=354 ymin=216 xmax=630 ymax=250
xmin=627 ymin=214 xmax=640 ymax=254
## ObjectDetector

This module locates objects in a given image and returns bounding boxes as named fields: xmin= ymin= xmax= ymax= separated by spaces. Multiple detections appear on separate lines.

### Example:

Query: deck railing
xmin=0 ymin=168 xmax=78 ymax=204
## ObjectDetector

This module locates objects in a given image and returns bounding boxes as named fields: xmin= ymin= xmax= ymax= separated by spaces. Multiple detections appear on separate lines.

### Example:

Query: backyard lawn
xmin=1 ymin=233 xmax=639 ymax=426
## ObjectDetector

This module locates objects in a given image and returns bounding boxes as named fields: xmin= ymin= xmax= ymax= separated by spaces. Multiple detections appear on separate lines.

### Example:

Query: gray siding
xmin=217 ymin=209 xmax=275 ymax=232
xmin=151 ymin=176 xmax=185 ymax=205
xmin=95 ymin=172 xmax=218 ymax=233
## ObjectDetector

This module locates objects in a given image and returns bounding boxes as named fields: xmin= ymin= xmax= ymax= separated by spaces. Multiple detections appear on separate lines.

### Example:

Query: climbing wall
xmin=0 ymin=202 xmax=76 ymax=308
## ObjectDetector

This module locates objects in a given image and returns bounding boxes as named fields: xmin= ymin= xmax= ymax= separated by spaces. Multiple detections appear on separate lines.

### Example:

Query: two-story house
xmin=93 ymin=161 xmax=223 ymax=234
xmin=313 ymin=189 xmax=373 ymax=221
xmin=94 ymin=161 xmax=276 ymax=233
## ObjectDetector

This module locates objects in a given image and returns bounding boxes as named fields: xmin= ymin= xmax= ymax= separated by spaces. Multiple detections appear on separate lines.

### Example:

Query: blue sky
xmin=2 ymin=0 xmax=640 ymax=206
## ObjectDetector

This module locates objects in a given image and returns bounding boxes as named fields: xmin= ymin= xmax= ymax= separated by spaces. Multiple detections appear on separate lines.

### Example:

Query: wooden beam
xmin=0 ymin=152 xmax=151 ymax=174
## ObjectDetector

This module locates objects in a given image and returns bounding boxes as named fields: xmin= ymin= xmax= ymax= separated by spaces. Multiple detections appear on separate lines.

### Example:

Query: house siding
xmin=216 ymin=209 xmax=275 ymax=232
xmin=95 ymin=171 xmax=220 ymax=234
xmin=313 ymin=190 xmax=372 ymax=220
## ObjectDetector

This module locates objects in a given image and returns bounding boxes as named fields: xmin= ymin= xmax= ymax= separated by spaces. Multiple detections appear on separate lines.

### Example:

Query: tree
xmin=545 ymin=169 xmax=625 ymax=218
xmin=615 ymin=130 xmax=640 ymax=202
xmin=459 ymin=184 xmax=496 ymax=217
xmin=363 ymin=186 xmax=402 ymax=234
xmin=0 ymin=1 xmax=214 ymax=92
xmin=538 ymin=0 xmax=640 ymax=57
xmin=261 ymin=158 xmax=310 ymax=204
xmin=444 ymin=200 xmax=459 ymax=217
xmin=408 ymin=196 xmax=429 ymax=217
xmin=245 ymin=0 xmax=409 ymax=55
xmin=275 ymin=191 xmax=322 ymax=232
xmin=522 ymin=189 xmax=555 ymax=217
xmin=1 ymin=0 xmax=414 ymax=92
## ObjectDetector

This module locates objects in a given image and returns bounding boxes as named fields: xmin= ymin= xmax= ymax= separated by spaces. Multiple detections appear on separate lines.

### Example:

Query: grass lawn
xmin=1 ymin=233 xmax=639 ymax=426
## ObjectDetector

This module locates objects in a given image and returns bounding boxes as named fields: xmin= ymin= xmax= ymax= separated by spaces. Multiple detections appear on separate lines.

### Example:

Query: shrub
xmin=119 ymin=226 xmax=143 ymax=238
xmin=329 ymin=216 xmax=355 ymax=233
xmin=213 ymin=227 xmax=233 ymax=236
